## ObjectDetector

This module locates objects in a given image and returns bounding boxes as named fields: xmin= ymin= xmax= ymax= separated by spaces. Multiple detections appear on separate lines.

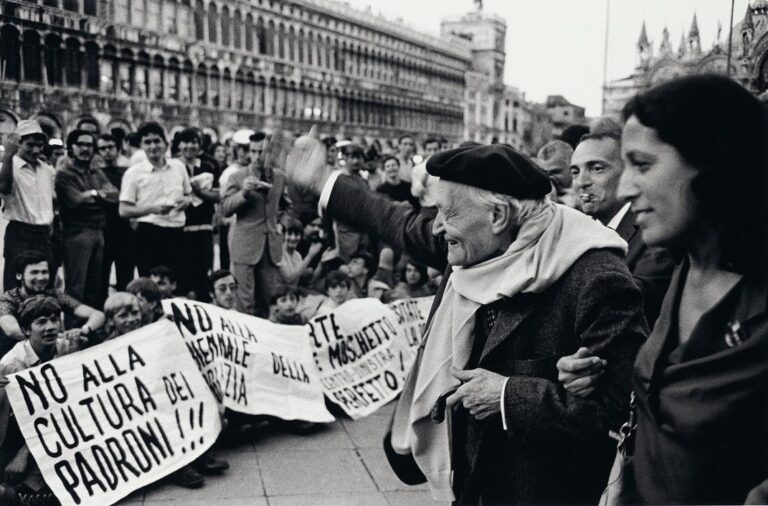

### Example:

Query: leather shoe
xmin=169 ymin=464 xmax=205 ymax=489
xmin=193 ymin=454 xmax=230 ymax=475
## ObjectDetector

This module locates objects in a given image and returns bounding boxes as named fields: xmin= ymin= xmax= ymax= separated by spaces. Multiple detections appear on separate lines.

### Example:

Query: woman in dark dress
xmin=560 ymin=74 xmax=768 ymax=504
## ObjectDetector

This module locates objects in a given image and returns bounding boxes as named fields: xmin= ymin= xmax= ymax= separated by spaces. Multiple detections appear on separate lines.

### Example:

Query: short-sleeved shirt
xmin=0 ymin=339 xmax=67 ymax=374
xmin=119 ymin=158 xmax=192 ymax=228
xmin=0 ymin=288 xmax=81 ymax=319
xmin=1 ymin=155 xmax=55 ymax=225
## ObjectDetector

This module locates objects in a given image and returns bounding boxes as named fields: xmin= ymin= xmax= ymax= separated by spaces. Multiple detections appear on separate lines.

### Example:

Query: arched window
xmin=135 ymin=51 xmax=150 ymax=98
xmin=277 ymin=23 xmax=285 ymax=59
xmin=196 ymin=64 xmax=207 ymax=104
xmin=296 ymin=29 xmax=305 ymax=64
xmin=234 ymin=70 xmax=245 ymax=110
xmin=83 ymin=0 xmax=97 ymax=15
xmin=221 ymin=68 xmax=232 ymax=109
xmin=150 ymin=55 xmax=164 ymax=100
xmin=208 ymin=4 xmax=218 ymax=44
xmin=221 ymin=6 xmax=231 ymax=46
xmin=245 ymin=14 xmax=254 ymax=51
xmin=266 ymin=20 xmax=275 ymax=56
xmin=84 ymin=41 xmax=99 ymax=89
xmin=118 ymin=49 xmax=133 ymax=96
xmin=306 ymin=32 xmax=313 ymax=66
xmin=244 ymin=72 xmax=255 ymax=111
xmin=194 ymin=1 xmax=205 ymax=40
xmin=167 ymin=57 xmax=180 ymax=101
xmin=256 ymin=18 xmax=267 ymax=54
xmin=210 ymin=66 xmax=220 ymax=107
xmin=255 ymin=76 xmax=265 ymax=113
xmin=180 ymin=60 xmax=193 ymax=103
xmin=162 ymin=1 xmax=177 ymax=34
xmin=22 ymin=31 xmax=42 ymax=83
xmin=233 ymin=11 xmax=243 ymax=49
xmin=288 ymin=26 xmax=295 ymax=62
xmin=176 ymin=1 xmax=191 ymax=39
xmin=44 ymin=34 xmax=63 ymax=85
xmin=64 ymin=38 xmax=81 ymax=86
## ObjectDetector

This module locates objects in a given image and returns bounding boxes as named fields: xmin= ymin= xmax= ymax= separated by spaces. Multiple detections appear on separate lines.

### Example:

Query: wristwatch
xmin=90 ymin=189 xmax=98 ymax=198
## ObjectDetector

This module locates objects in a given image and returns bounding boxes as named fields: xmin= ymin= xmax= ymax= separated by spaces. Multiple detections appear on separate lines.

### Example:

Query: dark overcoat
xmin=615 ymin=208 xmax=674 ymax=327
xmin=326 ymin=176 xmax=648 ymax=505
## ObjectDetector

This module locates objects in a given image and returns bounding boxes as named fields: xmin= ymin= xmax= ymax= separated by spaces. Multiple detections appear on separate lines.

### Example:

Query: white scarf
xmin=390 ymin=202 xmax=628 ymax=501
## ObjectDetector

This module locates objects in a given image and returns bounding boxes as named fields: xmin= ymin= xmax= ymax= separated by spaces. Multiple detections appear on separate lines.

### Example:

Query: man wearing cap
xmin=0 ymin=120 xmax=56 ymax=292
xmin=285 ymin=130 xmax=647 ymax=504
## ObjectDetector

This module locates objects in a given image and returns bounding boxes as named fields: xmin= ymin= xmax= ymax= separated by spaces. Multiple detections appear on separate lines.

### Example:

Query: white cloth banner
xmin=162 ymin=299 xmax=334 ymax=424
xmin=387 ymin=296 xmax=434 ymax=350
xmin=5 ymin=320 xmax=222 ymax=506
xmin=310 ymin=298 xmax=419 ymax=419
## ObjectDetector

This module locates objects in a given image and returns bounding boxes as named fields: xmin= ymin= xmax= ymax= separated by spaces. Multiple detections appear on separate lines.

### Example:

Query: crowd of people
xmin=0 ymin=111 xmax=449 ymax=503
xmin=0 ymin=71 xmax=766 ymax=505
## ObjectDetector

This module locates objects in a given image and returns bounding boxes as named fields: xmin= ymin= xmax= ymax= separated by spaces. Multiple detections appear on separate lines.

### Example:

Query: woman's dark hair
xmin=623 ymin=74 xmax=768 ymax=275
xmin=401 ymin=260 xmax=428 ymax=288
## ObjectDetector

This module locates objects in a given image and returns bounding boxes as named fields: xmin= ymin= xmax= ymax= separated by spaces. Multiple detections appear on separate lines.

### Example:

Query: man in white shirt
xmin=119 ymin=122 xmax=191 ymax=277
xmin=570 ymin=131 xmax=674 ymax=326
xmin=0 ymin=120 xmax=56 ymax=292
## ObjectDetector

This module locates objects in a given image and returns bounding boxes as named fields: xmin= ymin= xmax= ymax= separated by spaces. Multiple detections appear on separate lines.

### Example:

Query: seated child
xmin=103 ymin=292 xmax=143 ymax=340
xmin=316 ymin=271 xmax=353 ymax=315
xmin=269 ymin=285 xmax=307 ymax=325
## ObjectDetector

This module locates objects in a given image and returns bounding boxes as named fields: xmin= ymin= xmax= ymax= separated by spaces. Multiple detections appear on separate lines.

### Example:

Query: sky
xmin=351 ymin=0 xmax=751 ymax=116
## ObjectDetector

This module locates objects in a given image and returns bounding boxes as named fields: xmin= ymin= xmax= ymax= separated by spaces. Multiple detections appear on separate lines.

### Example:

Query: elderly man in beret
xmin=286 ymin=129 xmax=647 ymax=505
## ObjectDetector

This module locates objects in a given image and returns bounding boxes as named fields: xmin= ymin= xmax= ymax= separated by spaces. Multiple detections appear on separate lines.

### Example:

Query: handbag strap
xmin=617 ymin=391 xmax=638 ymax=457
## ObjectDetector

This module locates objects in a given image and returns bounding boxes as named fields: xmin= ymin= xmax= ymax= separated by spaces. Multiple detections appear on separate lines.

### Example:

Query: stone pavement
xmin=117 ymin=402 xmax=448 ymax=506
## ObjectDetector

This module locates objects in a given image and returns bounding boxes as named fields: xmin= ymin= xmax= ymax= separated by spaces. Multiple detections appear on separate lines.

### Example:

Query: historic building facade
xmin=603 ymin=4 xmax=768 ymax=118
xmin=0 ymin=0 xmax=470 ymax=143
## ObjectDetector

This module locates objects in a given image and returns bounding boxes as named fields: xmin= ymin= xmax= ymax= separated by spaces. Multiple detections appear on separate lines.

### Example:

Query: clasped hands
xmin=445 ymin=367 xmax=507 ymax=421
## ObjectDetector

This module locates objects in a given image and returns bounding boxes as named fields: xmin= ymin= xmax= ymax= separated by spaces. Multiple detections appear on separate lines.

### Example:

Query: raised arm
xmin=285 ymin=128 xmax=447 ymax=270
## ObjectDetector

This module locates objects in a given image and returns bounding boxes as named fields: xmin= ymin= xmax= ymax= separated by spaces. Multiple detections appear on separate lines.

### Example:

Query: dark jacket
xmin=326 ymin=176 xmax=647 ymax=505
xmin=631 ymin=260 xmax=768 ymax=504
xmin=615 ymin=208 xmax=674 ymax=328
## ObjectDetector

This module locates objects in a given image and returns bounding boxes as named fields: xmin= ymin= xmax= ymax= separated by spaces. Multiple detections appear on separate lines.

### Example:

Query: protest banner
xmin=387 ymin=296 xmax=434 ymax=350
xmin=5 ymin=319 xmax=221 ymax=506
xmin=162 ymin=298 xmax=334 ymax=424
xmin=310 ymin=298 xmax=416 ymax=419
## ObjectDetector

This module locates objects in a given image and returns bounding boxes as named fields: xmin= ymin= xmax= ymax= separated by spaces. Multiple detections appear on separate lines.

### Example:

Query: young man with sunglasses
xmin=0 ymin=120 xmax=56 ymax=292
xmin=55 ymin=130 xmax=119 ymax=309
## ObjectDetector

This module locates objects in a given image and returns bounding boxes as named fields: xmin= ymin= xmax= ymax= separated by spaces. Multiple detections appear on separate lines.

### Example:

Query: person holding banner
xmin=285 ymin=131 xmax=647 ymax=504
xmin=0 ymin=296 xmax=75 ymax=505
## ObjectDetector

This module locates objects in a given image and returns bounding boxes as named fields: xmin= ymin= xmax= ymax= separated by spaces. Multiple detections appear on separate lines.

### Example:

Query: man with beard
xmin=285 ymin=130 xmax=646 ymax=504
xmin=0 ymin=254 xmax=104 ymax=358
xmin=55 ymin=130 xmax=119 ymax=309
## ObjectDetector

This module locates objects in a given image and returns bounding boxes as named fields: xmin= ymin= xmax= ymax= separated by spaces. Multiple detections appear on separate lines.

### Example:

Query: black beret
xmin=426 ymin=144 xmax=552 ymax=199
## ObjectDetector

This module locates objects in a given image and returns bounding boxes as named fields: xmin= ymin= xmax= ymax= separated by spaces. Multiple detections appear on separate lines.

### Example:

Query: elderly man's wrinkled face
xmin=432 ymin=180 xmax=507 ymax=267
xmin=571 ymin=137 xmax=625 ymax=224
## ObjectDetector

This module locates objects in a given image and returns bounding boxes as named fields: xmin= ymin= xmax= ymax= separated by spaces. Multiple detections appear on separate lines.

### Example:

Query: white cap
xmin=232 ymin=129 xmax=255 ymax=145
xmin=48 ymin=138 xmax=64 ymax=147
xmin=14 ymin=119 xmax=46 ymax=140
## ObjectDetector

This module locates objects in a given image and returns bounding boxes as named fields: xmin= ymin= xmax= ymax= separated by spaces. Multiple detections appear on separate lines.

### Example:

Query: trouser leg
xmin=232 ymin=262 xmax=256 ymax=315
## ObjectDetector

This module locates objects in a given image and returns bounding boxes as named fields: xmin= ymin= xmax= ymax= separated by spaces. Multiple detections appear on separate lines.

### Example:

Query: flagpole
xmin=727 ymin=0 xmax=735 ymax=76
xmin=601 ymin=0 xmax=611 ymax=113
